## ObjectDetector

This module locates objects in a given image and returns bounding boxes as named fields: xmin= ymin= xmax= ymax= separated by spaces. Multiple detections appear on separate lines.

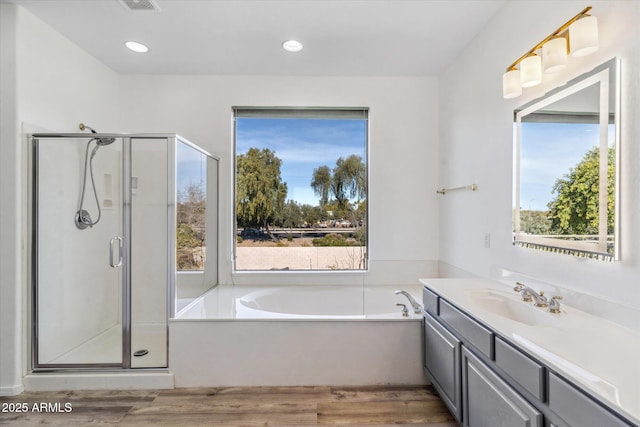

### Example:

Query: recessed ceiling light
xmin=282 ymin=40 xmax=303 ymax=53
xmin=125 ymin=41 xmax=149 ymax=53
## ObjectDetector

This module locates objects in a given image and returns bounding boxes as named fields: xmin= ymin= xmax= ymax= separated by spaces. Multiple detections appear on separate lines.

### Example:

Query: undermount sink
xmin=466 ymin=289 xmax=561 ymax=327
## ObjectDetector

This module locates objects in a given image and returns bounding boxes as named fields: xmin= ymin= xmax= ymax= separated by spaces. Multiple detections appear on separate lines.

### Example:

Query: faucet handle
xmin=548 ymin=296 xmax=563 ymax=313
xmin=513 ymin=282 xmax=525 ymax=292
xmin=396 ymin=304 xmax=409 ymax=317
xmin=533 ymin=291 xmax=548 ymax=307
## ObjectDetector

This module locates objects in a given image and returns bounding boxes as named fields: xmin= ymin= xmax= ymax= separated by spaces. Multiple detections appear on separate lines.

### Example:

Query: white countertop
xmin=419 ymin=277 xmax=640 ymax=425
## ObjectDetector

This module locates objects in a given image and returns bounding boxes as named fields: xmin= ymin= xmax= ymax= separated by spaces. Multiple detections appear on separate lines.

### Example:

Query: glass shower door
xmin=34 ymin=136 xmax=125 ymax=367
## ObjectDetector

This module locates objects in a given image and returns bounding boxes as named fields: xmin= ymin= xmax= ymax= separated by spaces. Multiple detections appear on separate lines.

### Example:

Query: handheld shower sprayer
xmin=75 ymin=124 xmax=116 ymax=230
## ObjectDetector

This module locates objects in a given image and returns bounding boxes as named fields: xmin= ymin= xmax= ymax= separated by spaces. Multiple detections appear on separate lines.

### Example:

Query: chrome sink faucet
xmin=513 ymin=282 xmax=548 ymax=307
xmin=395 ymin=290 xmax=423 ymax=314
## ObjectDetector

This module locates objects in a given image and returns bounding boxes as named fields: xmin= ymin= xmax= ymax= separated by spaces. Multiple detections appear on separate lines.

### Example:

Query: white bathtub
xmin=177 ymin=284 xmax=423 ymax=320
xmin=169 ymin=284 xmax=427 ymax=387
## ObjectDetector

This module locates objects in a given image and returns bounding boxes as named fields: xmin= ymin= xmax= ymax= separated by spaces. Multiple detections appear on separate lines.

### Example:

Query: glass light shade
xmin=520 ymin=54 xmax=542 ymax=88
xmin=543 ymin=37 xmax=568 ymax=73
xmin=569 ymin=15 xmax=598 ymax=57
xmin=503 ymin=69 xmax=522 ymax=99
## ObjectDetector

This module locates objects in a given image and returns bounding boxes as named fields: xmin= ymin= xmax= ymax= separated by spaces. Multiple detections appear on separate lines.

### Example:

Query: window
xmin=176 ymin=142 xmax=208 ymax=271
xmin=233 ymin=107 xmax=368 ymax=271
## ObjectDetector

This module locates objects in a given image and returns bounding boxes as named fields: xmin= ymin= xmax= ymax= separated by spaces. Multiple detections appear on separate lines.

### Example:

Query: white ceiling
xmin=3 ymin=0 xmax=506 ymax=76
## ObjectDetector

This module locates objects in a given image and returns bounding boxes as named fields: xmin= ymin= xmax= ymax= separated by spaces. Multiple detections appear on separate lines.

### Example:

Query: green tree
xmin=519 ymin=210 xmax=552 ymax=235
xmin=300 ymin=204 xmax=327 ymax=227
xmin=176 ymin=224 xmax=202 ymax=269
xmin=310 ymin=165 xmax=331 ymax=206
xmin=311 ymin=155 xmax=366 ymax=211
xmin=176 ymin=182 xmax=206 ymax=270
xmin=547 ymin=146 xmax=615 ymax=235
xmin=278 ymin=200 xmax=304 ymax=228
xmin=236 ymin=148 xmax=287 ymax=233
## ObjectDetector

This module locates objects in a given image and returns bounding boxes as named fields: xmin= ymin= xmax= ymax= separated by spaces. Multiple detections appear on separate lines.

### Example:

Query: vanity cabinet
xmin=494 ymin=336 xmax=545 ymax=401
xmin=422 ymin=286 xmax=636 ymax=427
xmin=439 ymin=299 xmax=493 ymax=359
xmin=548 ymin=373 xmax=631 ymax=427
xmin=462 ymin=347 xmax=542 ymax=427
xmin=423 ymin=313 xmax=462 ymax=422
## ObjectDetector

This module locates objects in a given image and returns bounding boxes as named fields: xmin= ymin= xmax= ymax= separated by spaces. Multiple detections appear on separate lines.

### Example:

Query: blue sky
xmin=235 ymin=118 xmax=367 ymax=206
xmin=519 ymin=122 xmax=612 ymax=211
xmin=176 ymin=142 xmax=208 ymax=196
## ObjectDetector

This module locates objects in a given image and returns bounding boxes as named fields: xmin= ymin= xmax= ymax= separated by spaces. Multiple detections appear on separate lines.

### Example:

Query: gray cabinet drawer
xmin=423 ymin=313 xmax=461 ymax=422
xmin=462 ymin=347 xmax=542 ymax=427
xmin=422 ymin=287 xmax=439 ymax=315
xmin=439 ymin=299 xmax=494 ymax=359
xmin=495 ymin=337 xmax=545 ymax=400
xmin=548 ymin=373 xmax=633 ymax=427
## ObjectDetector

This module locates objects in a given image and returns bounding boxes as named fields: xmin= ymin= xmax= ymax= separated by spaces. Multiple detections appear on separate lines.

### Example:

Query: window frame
xmin=232 ymin=106 xmax=370 ymax=273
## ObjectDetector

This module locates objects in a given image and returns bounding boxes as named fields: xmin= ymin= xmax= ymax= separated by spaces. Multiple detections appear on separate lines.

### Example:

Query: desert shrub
xmin=312 ymin=233 xmax=354 ymax=247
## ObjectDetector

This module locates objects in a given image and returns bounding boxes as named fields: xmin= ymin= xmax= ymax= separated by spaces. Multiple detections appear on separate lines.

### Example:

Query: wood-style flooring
xmin=0 ymin=385 xmax=457 ymax=426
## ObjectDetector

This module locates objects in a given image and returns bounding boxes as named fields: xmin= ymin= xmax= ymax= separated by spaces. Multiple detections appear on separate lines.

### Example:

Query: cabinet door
xmin=462 ymin=347 xmax=542 ymax=427
xmin=423 ymin=313 xmax=461 ymax=422
xmin=548 ymin=373 xmax=633 ymax=427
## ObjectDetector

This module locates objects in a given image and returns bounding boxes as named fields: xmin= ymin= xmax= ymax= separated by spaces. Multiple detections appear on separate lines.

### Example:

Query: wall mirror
xmin=513 ymin=58 xmax=620 ymax=261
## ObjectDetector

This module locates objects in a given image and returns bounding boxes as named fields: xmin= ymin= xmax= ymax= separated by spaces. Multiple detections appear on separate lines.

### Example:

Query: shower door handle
xmin=109 ymin=236 xmax=123 ymax=268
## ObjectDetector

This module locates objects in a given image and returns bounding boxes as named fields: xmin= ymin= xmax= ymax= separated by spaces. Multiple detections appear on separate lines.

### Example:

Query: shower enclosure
xmin=30 ymin=133 xmax=218 ymax=370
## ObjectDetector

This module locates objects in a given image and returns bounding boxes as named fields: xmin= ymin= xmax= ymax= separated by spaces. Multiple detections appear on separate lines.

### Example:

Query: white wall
xmin=119 ymin=75 xmax=441 ymax=285
xmin=438 ymin=1 xmax=640 ymax=310
xmin=0 ymin=4 xmax=121 ymax=394
xmin=0 ymin=3 xmax=22 ymax=397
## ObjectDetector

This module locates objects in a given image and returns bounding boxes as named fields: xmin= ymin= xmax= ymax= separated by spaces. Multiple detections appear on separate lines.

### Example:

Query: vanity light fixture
xmin=542 ymin=37 xmax=568 ymax=73
xmin=125 ymin=41 xmax=150 ymax=53
xmin=520 ymin=53 xmax=542 ymax=87
xmin=282 ymin=40 xmax=303 ymax=53
xmin=569 ymin=14 xmax=599 ymax=57
xmin=502 ymin=6 xmax=598 ymax=99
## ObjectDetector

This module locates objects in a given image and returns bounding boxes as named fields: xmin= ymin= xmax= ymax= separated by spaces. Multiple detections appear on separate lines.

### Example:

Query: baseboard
xmin=23 ymin=371 xmax=174 ymax=392
xmin=0 ymin=384 xmax=25 ymax=396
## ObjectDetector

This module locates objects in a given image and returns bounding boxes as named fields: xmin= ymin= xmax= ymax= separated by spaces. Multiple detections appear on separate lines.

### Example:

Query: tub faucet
xmin=396 ymin=304 xmax=409 ymax=317
xmin=395 ymin=290 xmax=422 ymax=314
xmin=514 ymin=282 xmax=548 ymax=307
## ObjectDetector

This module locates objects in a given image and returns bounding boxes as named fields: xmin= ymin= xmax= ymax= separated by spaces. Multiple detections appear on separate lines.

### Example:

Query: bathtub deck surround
xmin=0 ymin=385 xmax=457 ymax=426
xmin=170 ymin=284 xmax=426 ymax=387
xmin=420 ymin=278 xmax=640 ymax=426
xmin=177 ymin=284 xmax=425 ymax=319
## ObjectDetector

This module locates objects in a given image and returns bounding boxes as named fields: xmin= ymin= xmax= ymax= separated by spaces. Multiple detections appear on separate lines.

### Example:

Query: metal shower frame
xmin=28 ymin=133 xmax=218 ymax=371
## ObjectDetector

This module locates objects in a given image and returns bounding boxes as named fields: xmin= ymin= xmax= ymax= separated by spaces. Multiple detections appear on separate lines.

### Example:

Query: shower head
xmin=79 ymin=123 xmax=114 ymax=144
xmin=96 ymin=137 xmax=116 ymax=146
xmin=89 ymin=137 xmax=115 ymax=160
